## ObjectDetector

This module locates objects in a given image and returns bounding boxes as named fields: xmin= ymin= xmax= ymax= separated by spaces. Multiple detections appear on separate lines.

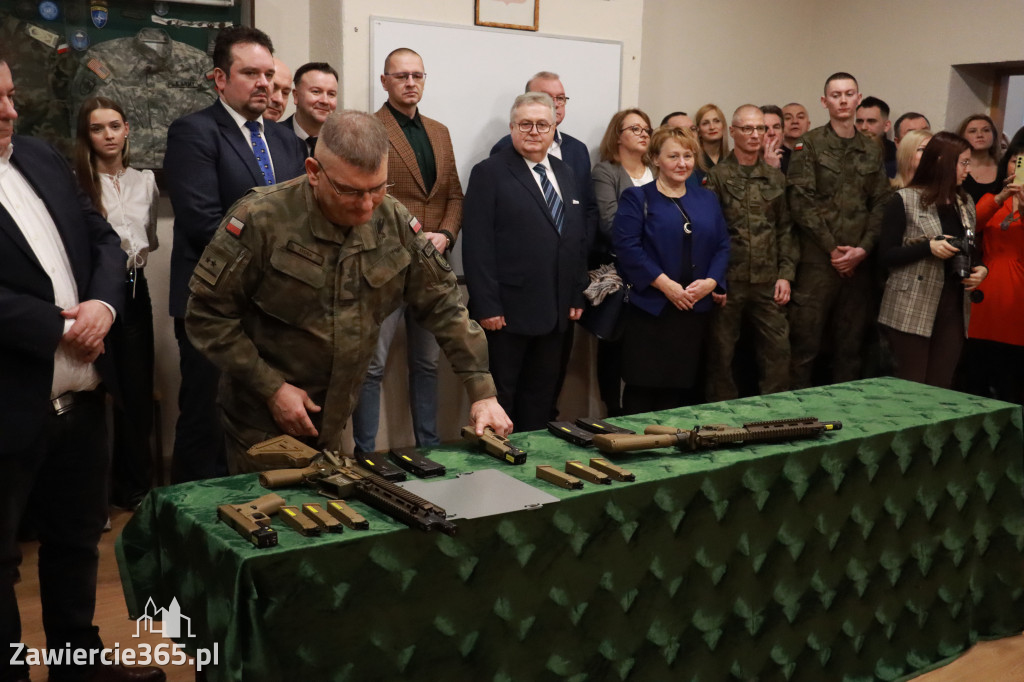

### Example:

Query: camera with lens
xmin=935 ymin=231 xmax=984 ymax=302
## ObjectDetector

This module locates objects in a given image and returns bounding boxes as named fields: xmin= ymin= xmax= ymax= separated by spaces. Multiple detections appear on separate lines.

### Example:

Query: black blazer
xmin=491 ymin=129 xmax=598 ymax=250
xmin=164 ymin=101 xmax=307 ymax=317
xmin=0 ymin=136 xmax=125 ymax=453
xmin=462 ymin=146 xmax=588 ymax=336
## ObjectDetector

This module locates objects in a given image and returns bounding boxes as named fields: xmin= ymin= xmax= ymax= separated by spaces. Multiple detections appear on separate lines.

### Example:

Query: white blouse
xmin=99 ymin=167 xmax=159 ymax=270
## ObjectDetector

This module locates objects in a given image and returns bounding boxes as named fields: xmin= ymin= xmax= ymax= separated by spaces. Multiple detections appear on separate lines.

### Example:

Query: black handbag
xmin=579 ymin=284 xmax=628 ymax=341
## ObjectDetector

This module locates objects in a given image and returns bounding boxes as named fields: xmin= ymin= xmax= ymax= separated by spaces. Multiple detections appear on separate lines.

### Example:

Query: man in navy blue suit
xmin=164 ymin=26 xmax=306 ymax=482
xmin=489 ymin=72 xmax=597 ymax=419
xmin=0 ymin=55 xmax=164 ymax=682
xmin=463 ymin=93 xmax=589 ymax=432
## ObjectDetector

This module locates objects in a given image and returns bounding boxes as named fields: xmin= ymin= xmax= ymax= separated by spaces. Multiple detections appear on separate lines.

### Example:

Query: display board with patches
xmin=1 ymin=1 xmax=251 ymax=167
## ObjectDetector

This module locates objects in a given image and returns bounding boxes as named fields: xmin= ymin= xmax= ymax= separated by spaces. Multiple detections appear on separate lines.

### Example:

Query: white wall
xmin=640 ymin=0 xmax=1024 ymax=136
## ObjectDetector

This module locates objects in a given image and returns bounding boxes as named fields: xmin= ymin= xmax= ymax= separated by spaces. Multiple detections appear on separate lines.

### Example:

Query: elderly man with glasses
xmin=185 ymin=110 xmax=511 ymax=473
xmin=462 ymin=92 xmax=589 ymax=432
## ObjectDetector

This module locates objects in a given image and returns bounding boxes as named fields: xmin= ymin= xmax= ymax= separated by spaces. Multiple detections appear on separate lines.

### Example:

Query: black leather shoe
xmin=83 ymin=664 xmax=166 ymax=682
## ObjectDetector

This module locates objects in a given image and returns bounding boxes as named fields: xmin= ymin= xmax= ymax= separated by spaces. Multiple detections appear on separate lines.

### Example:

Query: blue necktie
xmin=533 ymin=163 xmax=564 ymax=233
xmin=244 ymin=120 xmax=276 ymax=186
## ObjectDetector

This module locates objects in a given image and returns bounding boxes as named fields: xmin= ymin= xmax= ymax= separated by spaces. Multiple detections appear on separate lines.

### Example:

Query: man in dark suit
xmin=281 ymin=62 xmax=338 ymax=157
xmin=165 ymin=26 xmax=306 ymax=482
xmin=0 ymin=57 xmax=164 ymax=682
xmin=463 ymin=92 xmax=588 ymax=432
xmin=350 ymin=47 xmax=463 ymax=453
xmin=489 ymin=71 xmax=597 ymax=419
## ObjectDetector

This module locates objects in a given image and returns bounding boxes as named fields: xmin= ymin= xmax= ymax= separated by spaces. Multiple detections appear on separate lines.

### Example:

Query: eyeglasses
xmin=516 ymin=121 xmax=552 ymax=134
xmin=549 ymin=95 xmax=570 ymax=106
xmin=959 ymin=159 xmax=971 ymax=168
xmin=733 ymin=125 xmax=768 ymax=135
xmin=621 ymin=125 xmax=653 ymax=137
xmin=384 ymin=72 xmax=426 ymax=82
xmin=314 ymin=159 xmax=393 ymax=200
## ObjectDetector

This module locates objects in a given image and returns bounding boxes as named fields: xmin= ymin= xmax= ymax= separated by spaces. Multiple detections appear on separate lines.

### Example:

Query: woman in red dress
xmin=966 ymin=131 xmax=1024 ymax=403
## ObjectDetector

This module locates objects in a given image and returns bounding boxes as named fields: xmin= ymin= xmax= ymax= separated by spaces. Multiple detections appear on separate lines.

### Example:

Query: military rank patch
xmin=409 ymin=217 xmax=422 ymax=234
xmin=225 ymin=217 xmax=245 ymax=238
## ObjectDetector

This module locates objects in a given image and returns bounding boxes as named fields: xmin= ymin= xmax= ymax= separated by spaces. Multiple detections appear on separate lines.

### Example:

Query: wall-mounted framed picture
xmin=475 ymin=0 xmax=539 ymax=32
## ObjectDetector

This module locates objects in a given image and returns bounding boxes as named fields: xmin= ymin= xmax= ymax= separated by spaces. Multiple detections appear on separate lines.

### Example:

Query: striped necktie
xmin=244 ymin=120 xmax=276 ymax=185
xmin=533 ymin=163 xmax=564 ymax=233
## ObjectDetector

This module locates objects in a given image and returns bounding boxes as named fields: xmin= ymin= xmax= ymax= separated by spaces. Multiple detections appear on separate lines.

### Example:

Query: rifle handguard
xmin=592 ymin=432 xmax=687 ymax=454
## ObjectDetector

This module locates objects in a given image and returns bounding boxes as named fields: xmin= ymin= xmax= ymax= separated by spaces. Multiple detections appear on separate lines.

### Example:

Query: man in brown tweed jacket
xmin=351 ymin=47 xmax=464 ymax=453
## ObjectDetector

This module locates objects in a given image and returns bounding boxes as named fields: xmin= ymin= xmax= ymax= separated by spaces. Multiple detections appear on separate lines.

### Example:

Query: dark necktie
xmin=307 ymin=137 xmax=317 ymax=158
xmin=533 ymin=163 xmax=564 ymax=233
xmin=244 ymin=120 xmax=276 ymax=185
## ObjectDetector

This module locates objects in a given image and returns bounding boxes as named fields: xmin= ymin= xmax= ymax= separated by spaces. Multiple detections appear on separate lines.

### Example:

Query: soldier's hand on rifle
xmin=268 ymin=382 xmax=321 ymax=437
xmin=469 ymin=396 xmax=513 ymax=437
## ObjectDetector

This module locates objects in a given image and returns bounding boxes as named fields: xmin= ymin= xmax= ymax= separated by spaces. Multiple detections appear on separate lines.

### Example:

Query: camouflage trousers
xmin=788 ymin=263 xmax=872 ymax=389
xmin=706 ymin=280 xmax=790 ymax=401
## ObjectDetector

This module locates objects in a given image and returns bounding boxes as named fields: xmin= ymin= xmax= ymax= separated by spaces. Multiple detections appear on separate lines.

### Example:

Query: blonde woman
xmin=694 ymin=103 xmax=730 ymax=171
xmin=892 ymin=128 xmax=933 ymax=189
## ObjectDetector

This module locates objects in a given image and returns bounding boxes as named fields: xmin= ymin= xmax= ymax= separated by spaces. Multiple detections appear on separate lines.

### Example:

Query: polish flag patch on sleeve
xmin=226 ymin=216 xmax=245 ymax=238
xmin=795 ymin=142 xmax=804 ymax=151
xmin=409 ymin=216 xmax=422 ymax=234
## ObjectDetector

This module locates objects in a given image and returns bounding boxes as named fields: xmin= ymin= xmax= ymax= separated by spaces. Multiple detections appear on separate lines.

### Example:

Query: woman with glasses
xmin=612 ymin=126 xmax=730 ymax=413
xmin=74 ymin=96 xmax=159 ymax=509
xmin=957 ymin=114 xmax=1002 ymax=204
xmin=588 ymin=109 xmax=655 ymax=416
xmin=878 ymin=132 xmax=987 ymax=388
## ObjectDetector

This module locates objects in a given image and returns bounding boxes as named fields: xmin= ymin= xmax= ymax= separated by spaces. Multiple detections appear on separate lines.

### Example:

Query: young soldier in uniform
xmin=786 ymin=73 xmax=893 ymax=388
xmin=705 ymin=105 xmax=796 ymax=400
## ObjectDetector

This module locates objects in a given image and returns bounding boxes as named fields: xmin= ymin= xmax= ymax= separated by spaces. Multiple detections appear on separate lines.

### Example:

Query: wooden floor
xmin=13 ymin=510 xmax=1024 ymax=681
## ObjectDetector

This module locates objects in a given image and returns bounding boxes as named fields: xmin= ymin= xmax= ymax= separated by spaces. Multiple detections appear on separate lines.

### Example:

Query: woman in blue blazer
xmin=613 ymin=125 xmax=730 ymax=413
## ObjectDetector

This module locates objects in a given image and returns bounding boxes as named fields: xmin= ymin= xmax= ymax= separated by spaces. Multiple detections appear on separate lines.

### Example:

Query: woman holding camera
xmin=878 ymin=131 xmax=987 ymax=388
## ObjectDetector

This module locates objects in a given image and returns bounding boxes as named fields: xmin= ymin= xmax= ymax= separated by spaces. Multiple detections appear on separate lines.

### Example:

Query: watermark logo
xmin=10 ymin=596 xmax=218 ymax=672
xmin=135 ymin=597 xmax=195 ymax=639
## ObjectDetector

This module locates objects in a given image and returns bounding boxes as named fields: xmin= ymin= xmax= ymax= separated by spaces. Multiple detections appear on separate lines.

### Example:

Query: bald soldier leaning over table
xmin=185 ymin=110 xmax=512 ymax=472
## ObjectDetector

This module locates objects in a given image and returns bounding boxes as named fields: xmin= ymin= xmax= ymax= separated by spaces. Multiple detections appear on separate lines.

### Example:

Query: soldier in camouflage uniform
xmin=186 ymin=111 xmax=511 ymax=472
xmin=786 ymin=72 xmax=893 ymax=388
xmin=705 ymin=105 xmax=797 ymax=401
xmin=70 ymin=28 xmax=217 ymax=169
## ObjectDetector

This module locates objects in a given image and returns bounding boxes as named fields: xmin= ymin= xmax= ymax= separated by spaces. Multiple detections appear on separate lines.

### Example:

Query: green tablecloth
xmin=117 ymin=378 xmax=1024 ymax=681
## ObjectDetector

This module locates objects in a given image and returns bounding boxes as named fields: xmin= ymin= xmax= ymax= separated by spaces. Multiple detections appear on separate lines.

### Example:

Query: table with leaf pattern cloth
xmin=117 ymin=378 xmax=1024 ymax=681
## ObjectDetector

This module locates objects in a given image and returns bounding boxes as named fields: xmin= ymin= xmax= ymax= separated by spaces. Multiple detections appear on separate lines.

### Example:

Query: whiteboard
xmin=369 ymin=17 xmax=623 ymax=193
